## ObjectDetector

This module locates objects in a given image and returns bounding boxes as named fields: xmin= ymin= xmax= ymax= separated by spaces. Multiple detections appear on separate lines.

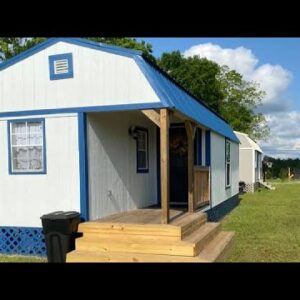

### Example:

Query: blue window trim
xmin=136 ymin=127 xmax=149 ymax=173
xmin=49 ymin=53 xmax=73 ymax=80
xmin=205 ymin=130 xmax=211 ymax=166
xmin=78 ymin=113 xmax=89 ymax=221
xmin=7 ymin=118 xmax=47 ymax=175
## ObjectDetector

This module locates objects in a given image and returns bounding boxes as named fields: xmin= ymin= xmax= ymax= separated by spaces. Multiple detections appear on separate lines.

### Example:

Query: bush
xmin=265 ymin=169 xmax=273 ymax=179
xmin=279 ymin=168 xmax=288 ymax=181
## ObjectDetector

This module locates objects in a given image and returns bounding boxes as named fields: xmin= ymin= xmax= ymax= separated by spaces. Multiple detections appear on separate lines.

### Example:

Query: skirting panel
xmin=242 ymin=182 xmax=260 ymax=193
xmin=0 ymin=227 xmax=46 ymax=256
xmin=206 ymin=194 xmax=240 ymax=222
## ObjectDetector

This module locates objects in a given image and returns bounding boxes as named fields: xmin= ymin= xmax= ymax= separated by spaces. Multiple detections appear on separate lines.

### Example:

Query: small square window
xmin=49 ymin=53 xmax=73 ymax=80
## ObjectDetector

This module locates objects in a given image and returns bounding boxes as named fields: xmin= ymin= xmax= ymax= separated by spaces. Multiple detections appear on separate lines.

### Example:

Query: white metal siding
xmin=239 ymin=149 xmax=254 ymax=184
xmin=210 ymin=132 xmax=239 ymax=207
xmin=87 ymin=111 xmax=157 ymax=220
xmin=0 ymin=42 xmax=160 ymax=113
xmin=0 ymin=114 xmax=80 ymax=227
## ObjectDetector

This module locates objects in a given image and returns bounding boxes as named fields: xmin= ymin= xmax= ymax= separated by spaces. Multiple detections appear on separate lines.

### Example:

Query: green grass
xmin=2 ymin=182 xmax=300 ymax=263
xmin=0 ymin=254 xmax=46 ymax=262
xmin=222 ymin=182 xmax=300 ymax=262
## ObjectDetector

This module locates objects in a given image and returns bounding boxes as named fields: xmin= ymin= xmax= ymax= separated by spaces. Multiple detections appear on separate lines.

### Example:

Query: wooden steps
xmin=185 ymin=222 xmax=222 ymax=255
xmin=67 ymin=250 xmax=208 ymax=262
xmin=198 ymin=231 xmax=235 ymax=262
xmin=67 ymin=210 xmax=234 ymax=263
xmin=78 ymin=211 xmax=207 ymax=241
xmin=259 ymin=180 xmax=275 ymax=190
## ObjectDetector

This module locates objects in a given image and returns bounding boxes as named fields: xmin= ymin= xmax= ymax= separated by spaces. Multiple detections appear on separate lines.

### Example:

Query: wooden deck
xmin=67 ymin=208 xmax=235 ymax=263
xmin=96 ymin=208 xmax=188 ymax=225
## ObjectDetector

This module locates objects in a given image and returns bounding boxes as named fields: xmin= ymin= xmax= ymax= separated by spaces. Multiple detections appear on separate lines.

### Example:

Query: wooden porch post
xmin=160 ymin=109 xmax=170 ymax=224
xmin=185 ymin=121 xmax=196 ymax=213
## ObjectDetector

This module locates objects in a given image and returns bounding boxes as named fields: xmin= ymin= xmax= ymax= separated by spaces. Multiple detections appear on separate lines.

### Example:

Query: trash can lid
xmin=40 ymin=211 xmax=80 ymax=220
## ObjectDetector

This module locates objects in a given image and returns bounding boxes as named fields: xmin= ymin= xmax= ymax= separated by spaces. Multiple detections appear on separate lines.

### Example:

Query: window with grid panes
xmin=9 ymin=119 xmax=46 ymax=174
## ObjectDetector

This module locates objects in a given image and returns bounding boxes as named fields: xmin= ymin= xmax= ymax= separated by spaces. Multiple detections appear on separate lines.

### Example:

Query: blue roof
xmin=0 ymin=38 xmax=140 ymax=71
xmin=0 ymin=37 xmax=238 ymax=143
xmin=134 ymin=55 xmax=239 ymax=143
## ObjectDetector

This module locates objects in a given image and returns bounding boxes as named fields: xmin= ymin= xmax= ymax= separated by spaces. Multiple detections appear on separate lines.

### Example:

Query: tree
xmin=0 ymin=37 xmax=155 ymax=63
xmin=158 ymin=51 xmax=270 ymax=141
xmin=87 ymin=37 xmax=155 ymax=63
xmin=0 ymin=38 xmax=270 ymax=141
xmin=279 ymin=168 xmax=288 ymax=181
xmin=0 ymin=38 xmax=47 ymax=61
xmin=158 ymin=51 xmax=223 ymax=112
xmin=217 ymin=66 xmax=269 ymax=141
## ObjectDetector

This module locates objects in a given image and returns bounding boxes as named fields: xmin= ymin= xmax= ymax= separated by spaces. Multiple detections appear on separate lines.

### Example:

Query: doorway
xmin=169 ymin=124 xmax=188 ymax=206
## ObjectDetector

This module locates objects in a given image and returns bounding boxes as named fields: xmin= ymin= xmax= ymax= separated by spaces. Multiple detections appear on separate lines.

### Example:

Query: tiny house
xmin=0 ymin=38 xmax=239 ymax=259
xmin=234 ymin=131 xmax=263 ymax=192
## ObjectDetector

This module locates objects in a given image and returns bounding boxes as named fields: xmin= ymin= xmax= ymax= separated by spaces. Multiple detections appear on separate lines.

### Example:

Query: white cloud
xmin=184 ymin=43 xmax=258 ymax=77
xmin=184 ymin=42 xmax=298 ymax=158
xmin=183 ymin=43 xmax=292 ymax=112
xmin=259 ymin=111 xmax=300 ymax=159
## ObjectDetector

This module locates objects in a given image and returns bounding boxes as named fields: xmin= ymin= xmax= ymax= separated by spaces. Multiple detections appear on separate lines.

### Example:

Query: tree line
xmin=0 ymin=37 xmax=269 ymax=141
xmin=263 ymin=156 xmax=300 ymax=180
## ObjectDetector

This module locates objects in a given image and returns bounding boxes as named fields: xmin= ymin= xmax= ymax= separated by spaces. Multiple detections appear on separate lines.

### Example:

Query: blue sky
xmin=137 ymin=38 xmax=300 ymax=159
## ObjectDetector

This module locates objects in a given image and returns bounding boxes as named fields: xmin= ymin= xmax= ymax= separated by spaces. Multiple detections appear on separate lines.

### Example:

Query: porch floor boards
xmin=95 ymin=208 xmax=188 ymax=225
xmin=67 ymin=208 xmax=235 ymax=262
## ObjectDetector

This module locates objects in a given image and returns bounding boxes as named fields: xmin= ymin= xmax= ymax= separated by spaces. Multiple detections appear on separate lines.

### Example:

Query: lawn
xmin=222 ymin=181 xmax=300 ymax=262
xmin=0 ymin=255 xmax=46 ymax=262
xmin=1 ymin=182 xmax=300 ymax=263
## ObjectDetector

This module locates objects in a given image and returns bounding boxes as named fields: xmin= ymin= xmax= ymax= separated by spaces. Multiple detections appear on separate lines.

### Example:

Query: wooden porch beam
xmin=185 ymin=120 xmax=196 ymax=213
xmin=160 ymin=108 xmax=170 ymax=224
xmin=141 ymin=109 xmax=160 ymax=128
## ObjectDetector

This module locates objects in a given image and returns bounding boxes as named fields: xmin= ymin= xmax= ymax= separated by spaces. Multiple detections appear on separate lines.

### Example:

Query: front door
xmin=169 ymin=125 xmax=188 ymax=205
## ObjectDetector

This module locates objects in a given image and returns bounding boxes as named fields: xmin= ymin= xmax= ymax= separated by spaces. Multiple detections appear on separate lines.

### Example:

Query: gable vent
xmin=49 ymin=53 xmax=73 ymax=80
xmin=54 ymin=59 xmax=69 ymax=74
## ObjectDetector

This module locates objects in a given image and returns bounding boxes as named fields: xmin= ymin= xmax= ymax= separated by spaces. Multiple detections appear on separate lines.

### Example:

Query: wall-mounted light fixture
xmin=128 ymin=126 xmax=138 ymax=139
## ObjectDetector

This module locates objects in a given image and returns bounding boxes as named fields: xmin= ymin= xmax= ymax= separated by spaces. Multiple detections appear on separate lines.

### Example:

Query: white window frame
xmin=8 ymin=118 xmax=46 ymax=174
xmin=225 ymin=139 xmax=231 ymax=188
xmin=136 ymin=128 xmax=149 ymax=173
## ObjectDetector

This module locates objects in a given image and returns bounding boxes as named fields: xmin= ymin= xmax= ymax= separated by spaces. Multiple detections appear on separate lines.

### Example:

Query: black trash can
xmin=40 ymin=211 xmax=81 ymax=263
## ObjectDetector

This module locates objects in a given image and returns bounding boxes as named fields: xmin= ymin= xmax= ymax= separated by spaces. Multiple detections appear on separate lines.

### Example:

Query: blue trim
xmin=136 ymin=127 xmax=149 ymax=173
xmin=0 ymin=38 xmax=141 ymax=72
xmin=0 ymin=36 xmax=238 ymax=143
xmin=135 ymin=57 xmax=239 ymax=144
xmin=206 ymin=194 xmax=240 ymax=222
xmin=7 ymin=118 xmax=47 ymax=175
xmin=205 ymin=130 xmax=211 ymax=166
xmin=0 ymin=38 xmax=59 ymax=71
xmin=78 ymin=112 xmax=89 ymax=221
xmin=0 ymin=102 xmax=165 ymax=119
xmin=69 ymin=38 xmax=141 ymax=57
xmin=0 ymin=226 xmax=46 ymax=256
xmin=49 ymin=52 xmax=73 ymax=80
